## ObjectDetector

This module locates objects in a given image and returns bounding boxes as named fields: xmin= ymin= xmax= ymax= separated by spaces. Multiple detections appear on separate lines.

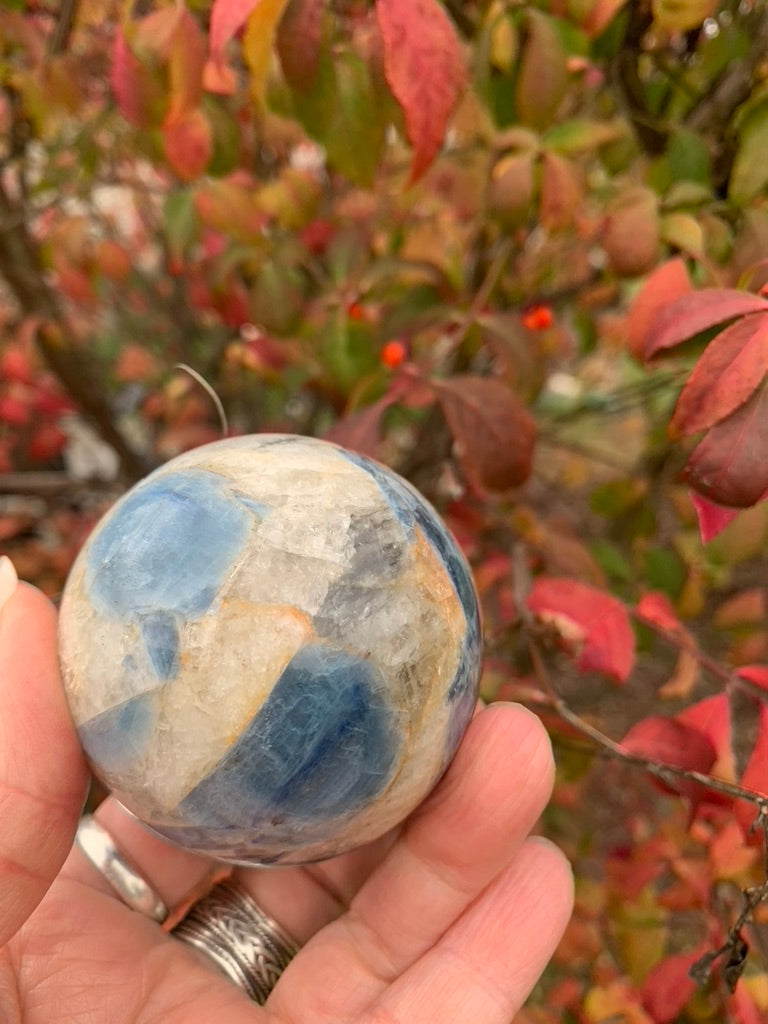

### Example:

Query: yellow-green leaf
xmin=730 ymin=102 xmax=768 ymax=206
xmin=652 ymin=0 xmax=716 ymax=32
xmin=242 ymin=0 xmax=291 ymax=105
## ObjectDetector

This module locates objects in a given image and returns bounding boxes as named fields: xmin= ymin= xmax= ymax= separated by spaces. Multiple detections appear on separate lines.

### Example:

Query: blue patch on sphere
xmin=85 ymin=469 xmax=260 ymax=678
xmin=179 ymin=644 xmax=399 ymax=828
xmin=78 ymin=694 xmax=154 ymax=777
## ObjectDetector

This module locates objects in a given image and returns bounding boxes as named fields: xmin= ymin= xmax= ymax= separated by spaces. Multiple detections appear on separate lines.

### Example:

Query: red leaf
xmin=645 ymin=289 xmax=768 ymax=359
xmin=276 ymin=0 xmax=323 ymax=93
xmin=163 ymin=108 xmax=213 ymax=181
xmin=622 ymin=716 xmax=716 ymax=805
xmin=676 ymin=694 xmax=733 ymax=782
xmin=636 ymin=591 xmax=683 ymax=634
xmin=325 ymin=375 xmax=421 ymax=458
xmin=682 ymin=380 xmax=768 ymax=508
xmin=434 ymin=375 xmax=536 ymax=492
xmin=736 ymin=665 xmax=768 ymax=692
xmin=736 ymin=703 xmax=768 ymax=840
xmin=627 ymin=258 xmax=692 ymax=360
xmin=641 ymin=948 xmax=703 ymax=1024
xmin=209 ymin=0 xmax=261 ymax=65
xmin=731 ymin=986 xmax=764 ymax=1024
xmin=111 ymin=28 xmax=154 ymax=126
xmin=690 ymin=492 xmax=741 ymax=542
xmin=670 ymin=312 xmax=768 ymax=437
xmin=375 ymin=0 xmax=467 ymax=182
xmin=527 ymin=577 xmax=635 ymax=682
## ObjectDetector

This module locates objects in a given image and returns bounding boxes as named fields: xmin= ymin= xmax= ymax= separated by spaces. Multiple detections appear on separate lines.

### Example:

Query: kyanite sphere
xmin=58 ymin=435 xmax=482 ymax=865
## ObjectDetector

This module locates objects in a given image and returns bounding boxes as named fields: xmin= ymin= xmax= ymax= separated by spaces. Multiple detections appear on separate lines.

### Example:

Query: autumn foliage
xmin=4 ymin=0 xmax=768 ymax=1019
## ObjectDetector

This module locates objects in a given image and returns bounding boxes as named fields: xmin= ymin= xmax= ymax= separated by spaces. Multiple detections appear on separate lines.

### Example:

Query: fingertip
xmin=525 ymin=835 xmax=575 ymax=918
xmin=0 ymin=575 xmax=89 ymax=945
xmin=0 ymin=575 xmax=59 ymax=639
xmin=0 ymin=554 xmax=19 ymax=612
xmin=472 ymin=700 xmax=556 ymax=797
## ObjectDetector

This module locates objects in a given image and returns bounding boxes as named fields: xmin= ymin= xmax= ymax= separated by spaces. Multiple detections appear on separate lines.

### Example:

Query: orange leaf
xmin=165 ymin=6 xmax=206 ymax=125
xmin=645 ymin=289 xmax=768 ymax=359
xmin=163 ymin=108 xmax=213 ymax=181
xmin=627 ymin=258 xmax=692 ymax=360
xmin=527 ymin=577 xmax=635 ymax=682
xmin=602 ymin=186 xmax=660 ymax=278
xmin=670 ymin=313 xmax=768 ymax=438
xmin=515 ymin=9 xmax=568 ymax=131
xmin=539 ymin=151 xmax=582 ymax=230
xmin=434 ymin=375 xmax=536 ymax=492
xmin=682 ymin=379 xmax=768 ymax=508
xmin=375 ymin=0 xmax=467 ymax=182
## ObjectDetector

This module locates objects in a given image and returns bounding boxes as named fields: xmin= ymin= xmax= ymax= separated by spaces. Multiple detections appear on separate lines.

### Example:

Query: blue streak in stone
xmin=180 ymin=644 xmax=399 ymax=828
xmin=341 ymin=450 xmax=482 ymax=703
xmin=139 ymin=610 xmax=180 ymax=680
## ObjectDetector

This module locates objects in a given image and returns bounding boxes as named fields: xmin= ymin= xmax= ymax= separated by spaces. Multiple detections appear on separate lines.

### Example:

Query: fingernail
xmin=0 ymin=555 xmax=19 ymax=614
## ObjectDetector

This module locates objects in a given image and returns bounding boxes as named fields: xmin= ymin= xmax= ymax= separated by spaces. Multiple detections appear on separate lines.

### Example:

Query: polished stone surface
xmin=59 ymin=435 xmax=482 ymax=864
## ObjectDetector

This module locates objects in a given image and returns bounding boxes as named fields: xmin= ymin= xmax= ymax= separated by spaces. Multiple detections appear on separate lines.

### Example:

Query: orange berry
xmin=381 ymin=339 xmax=407 ymax=369
xmin=347 ymin=301 xmax=366 ymax=321
xmin=522 ymin=304 xmax=555 ymax=331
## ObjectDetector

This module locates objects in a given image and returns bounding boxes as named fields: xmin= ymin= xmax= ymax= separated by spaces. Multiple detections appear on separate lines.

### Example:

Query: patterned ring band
xmin=172 ymin=879 xmax=299 ymax=1004
xmin=75 ymin=815 xmax=168 ymax=924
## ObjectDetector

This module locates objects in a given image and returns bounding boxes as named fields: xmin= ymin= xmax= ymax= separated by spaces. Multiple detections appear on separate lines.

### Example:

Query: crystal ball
xmin=59 ymin=435 xmax=482 ymax=865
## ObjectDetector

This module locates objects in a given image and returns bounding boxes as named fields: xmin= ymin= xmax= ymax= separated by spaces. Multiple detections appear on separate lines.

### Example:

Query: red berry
xmin=522 ymin=304 xmax=555 ymax=331
xmin=381 ymin=339 xmax=408 ymax=369
xmin=347 ymin=301 xmax=366 ymax=321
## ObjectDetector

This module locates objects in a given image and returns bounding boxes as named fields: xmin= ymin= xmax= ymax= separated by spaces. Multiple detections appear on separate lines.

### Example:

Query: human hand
xmin=0 ymin=572 xmax=573 ymax=1023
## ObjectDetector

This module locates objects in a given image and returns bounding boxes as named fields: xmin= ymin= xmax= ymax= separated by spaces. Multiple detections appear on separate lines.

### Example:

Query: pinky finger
xmin=364 ymin=838 xmax=573 ymax=1024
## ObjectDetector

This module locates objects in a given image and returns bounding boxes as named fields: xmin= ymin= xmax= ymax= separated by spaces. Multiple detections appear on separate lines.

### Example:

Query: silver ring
xmin=75 ymin=815 xmax=168 ymax=923
xmin=172 ymin=879 xmax=298 ymax=1004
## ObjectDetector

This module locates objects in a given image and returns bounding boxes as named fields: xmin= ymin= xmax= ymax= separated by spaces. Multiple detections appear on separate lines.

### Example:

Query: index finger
xmin=0 ymin=567 xmax=89 ymax=945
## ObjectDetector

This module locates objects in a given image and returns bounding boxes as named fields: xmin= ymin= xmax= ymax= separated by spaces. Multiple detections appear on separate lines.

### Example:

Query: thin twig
xmin=173 ymin=364 xmax=229 ymax=438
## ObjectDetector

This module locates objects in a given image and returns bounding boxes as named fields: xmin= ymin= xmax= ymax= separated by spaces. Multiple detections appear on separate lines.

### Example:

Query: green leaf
xmin=643 ymin=548 xmax=686 ymax=598
xmin=667 ymin=129 xmax=711 ymax=187
xmin=203 ymin=97 xmax=240 ymax=177
xmin=321 ymin=309 xmax=379 ymax=390
xmin=543 ymin=117 xmax=627 ymax=154
xmin=164 ymin=188 xmax=198 ymax=262
xmin=323 ymin=53 xmax=387 ymax=187
xmin=730 ymin=102 xmax=768 ymax=205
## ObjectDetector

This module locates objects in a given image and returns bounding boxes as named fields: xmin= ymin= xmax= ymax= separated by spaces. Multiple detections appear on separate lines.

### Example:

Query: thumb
xmin=0 ymin=561 xmax=89 ymax=944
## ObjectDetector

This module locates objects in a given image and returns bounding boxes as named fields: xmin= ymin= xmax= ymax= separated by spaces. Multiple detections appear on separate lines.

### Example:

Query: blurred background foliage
xmin=3 ymin=0 xmax=768 ymax=1019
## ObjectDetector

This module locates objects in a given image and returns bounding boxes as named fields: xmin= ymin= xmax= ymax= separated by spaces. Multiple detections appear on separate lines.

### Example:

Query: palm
xmin=0 ymin=584 xmax=572 ymax=1024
